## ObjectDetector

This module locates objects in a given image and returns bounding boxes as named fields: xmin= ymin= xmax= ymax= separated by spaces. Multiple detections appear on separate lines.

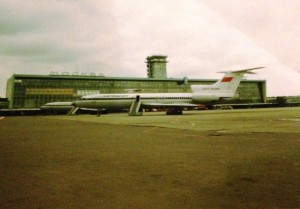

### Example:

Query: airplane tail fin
xmin=191 ymin=67 xmax=264 ymax=96
xmin=212 ymin=67 xmax=264 ymax=91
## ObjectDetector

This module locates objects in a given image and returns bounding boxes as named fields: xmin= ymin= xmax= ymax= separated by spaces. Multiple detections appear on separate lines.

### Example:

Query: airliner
xmin=74 ymin=67 xmax=263 ymax=115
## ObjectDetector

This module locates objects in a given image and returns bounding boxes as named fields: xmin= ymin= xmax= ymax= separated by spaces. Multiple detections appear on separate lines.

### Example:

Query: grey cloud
xmin=0 ymin=0 xmax=123 ymax=96
xmin=112 ymin=0 xmax=300 ymax=96
xmin=0 ymin=35 xmax=88 ymax=66
xmin=0 ymin=0 xmax=121 ymax=64
xmin=201 ymin=0 xmax=300 ymax=71
xmin=0 ymin=9 xmax=41 ymax=35
xmin=0 ymin=0 xmax=299 ymax=97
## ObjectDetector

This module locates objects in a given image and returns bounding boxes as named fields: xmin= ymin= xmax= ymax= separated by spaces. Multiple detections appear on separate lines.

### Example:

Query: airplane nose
xmin=73 ymin=100 xmax=80 ymax=107
xmin=73 ymin=100 xmax=86 ymax=108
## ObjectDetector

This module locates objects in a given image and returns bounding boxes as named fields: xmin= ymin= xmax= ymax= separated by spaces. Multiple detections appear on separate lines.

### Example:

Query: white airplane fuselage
xmin=75 ymin=92 xmax=194 ymax=110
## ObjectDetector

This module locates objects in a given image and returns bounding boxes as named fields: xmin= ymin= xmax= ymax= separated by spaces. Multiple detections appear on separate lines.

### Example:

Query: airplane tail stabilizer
xmin=191 ymin=67 xmax=264 ymax=95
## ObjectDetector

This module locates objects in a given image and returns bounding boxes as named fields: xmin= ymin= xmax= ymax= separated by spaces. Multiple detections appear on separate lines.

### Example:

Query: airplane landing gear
xmin=96 ymin=108 xmax=108 ymax=116
xmin=96 ymin=108 xmax=102 ymax=117
xmin=166 ymin=108 xmax=183 ymax=115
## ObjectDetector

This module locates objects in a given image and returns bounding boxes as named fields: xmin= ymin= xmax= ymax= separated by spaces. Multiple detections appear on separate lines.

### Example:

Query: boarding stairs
xmin=68 ymin=106 xmax=79 ymax=115
xmin=128 ymin=95 xmax=142 ymax=116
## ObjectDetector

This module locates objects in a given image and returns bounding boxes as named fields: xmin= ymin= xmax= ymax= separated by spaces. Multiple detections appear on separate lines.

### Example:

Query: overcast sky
xmin=1 ymin=0 xmax=299 ymax=97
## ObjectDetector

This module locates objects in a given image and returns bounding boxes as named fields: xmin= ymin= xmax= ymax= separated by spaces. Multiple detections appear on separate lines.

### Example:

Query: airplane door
xmin=136 ymin=95 xmax=140 ymax=102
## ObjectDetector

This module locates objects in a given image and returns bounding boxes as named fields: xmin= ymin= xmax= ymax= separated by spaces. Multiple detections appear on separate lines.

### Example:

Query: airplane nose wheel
xmin=96 ymin=108 xmax=102 ymax=117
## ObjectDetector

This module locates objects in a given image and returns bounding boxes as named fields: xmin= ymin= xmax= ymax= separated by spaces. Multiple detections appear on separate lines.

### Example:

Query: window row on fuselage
xmin=81 ymin=96 xmax=192 ymax=100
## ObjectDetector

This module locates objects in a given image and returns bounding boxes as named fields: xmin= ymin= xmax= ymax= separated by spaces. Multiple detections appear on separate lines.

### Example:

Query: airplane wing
xmin=138 ymin=102 xmax=206 ymax=115
xmin=218 ymin=67 xmax=264 ymax=74
xmin=141 ymin=102 xmax=201 ymax=108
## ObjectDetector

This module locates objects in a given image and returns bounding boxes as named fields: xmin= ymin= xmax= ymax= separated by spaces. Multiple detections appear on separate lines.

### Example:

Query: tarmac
xmin=0 ymin=107 xmax=299 ymax=209
xmin=59 ymin=107 xmax=300 ymax=133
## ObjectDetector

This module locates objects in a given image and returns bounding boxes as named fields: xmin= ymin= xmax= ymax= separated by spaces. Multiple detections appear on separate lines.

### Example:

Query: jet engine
xmin=192 ymin=94 xmax=219 ymax=103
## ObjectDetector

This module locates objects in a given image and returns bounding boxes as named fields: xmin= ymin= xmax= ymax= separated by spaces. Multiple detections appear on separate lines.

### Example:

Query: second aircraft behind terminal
xmin=74 ymin=67 xmax=263 ymax=115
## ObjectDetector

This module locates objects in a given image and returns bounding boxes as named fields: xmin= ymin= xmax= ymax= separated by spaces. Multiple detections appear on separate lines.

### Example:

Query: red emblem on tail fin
xmin=221 ymin=77 xmax=233 ymax=82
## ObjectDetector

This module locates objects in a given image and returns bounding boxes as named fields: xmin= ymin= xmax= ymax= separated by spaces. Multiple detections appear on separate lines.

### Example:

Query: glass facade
xmin=6 ymin=74 xmax=266 ymax=108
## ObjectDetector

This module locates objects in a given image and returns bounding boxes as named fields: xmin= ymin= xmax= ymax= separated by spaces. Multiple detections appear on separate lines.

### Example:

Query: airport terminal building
xmin=6 ymin=55 xmax=266 ymax=109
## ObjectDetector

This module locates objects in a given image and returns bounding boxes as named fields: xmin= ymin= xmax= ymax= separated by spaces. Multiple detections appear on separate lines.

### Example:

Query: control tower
xmin=146 ymin=55 xmax=168 ymax=79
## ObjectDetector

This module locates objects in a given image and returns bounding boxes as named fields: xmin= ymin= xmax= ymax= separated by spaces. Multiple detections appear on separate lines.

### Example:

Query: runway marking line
xmin=142 ymin=126 xmax=201 ymax=137
xmin=142 ymin=126 xmax=159 ymax=133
